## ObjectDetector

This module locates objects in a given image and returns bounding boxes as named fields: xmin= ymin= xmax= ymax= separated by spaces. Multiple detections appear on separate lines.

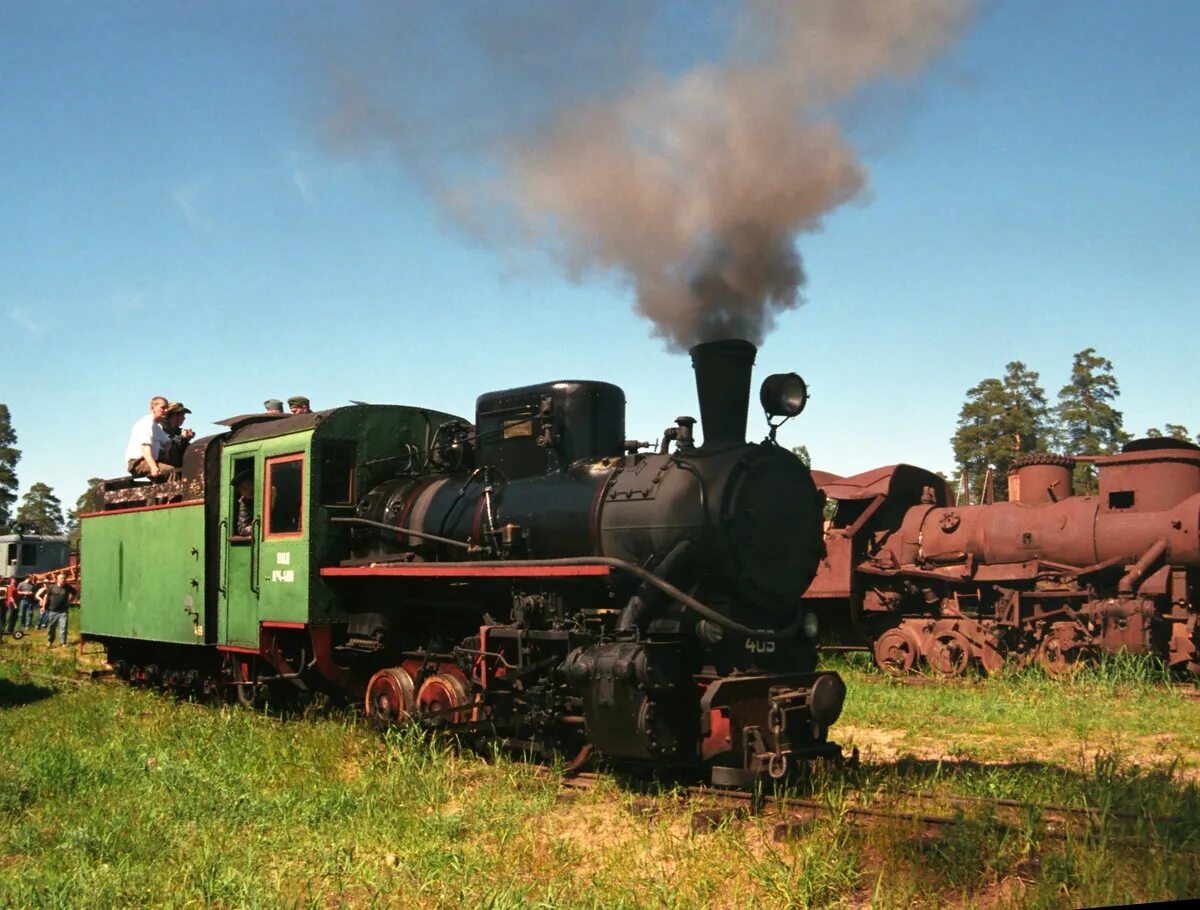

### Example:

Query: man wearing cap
xmin=264 ymin=399 xmax=284 ymax=414
xmin=288 ymin=396 xmax=311 ymax=414
xmin=232 ymin=469 xmax=255 ymax=536
xmin=158 ymin=402 xmax=195 ymax=469
xmin=125 ymin=396 xmax=177 ymax=480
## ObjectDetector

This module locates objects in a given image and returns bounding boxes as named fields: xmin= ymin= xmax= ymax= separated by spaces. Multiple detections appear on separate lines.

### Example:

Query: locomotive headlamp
xmin=760 ymin=373 xmax=808 ymax=418
xmin=803 ymin=611 xmax=820 ymax=639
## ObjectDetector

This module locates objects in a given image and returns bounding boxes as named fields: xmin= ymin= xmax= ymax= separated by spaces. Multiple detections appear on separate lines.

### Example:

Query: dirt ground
xmin=838 ymin=722 xmax=1200 ymax=780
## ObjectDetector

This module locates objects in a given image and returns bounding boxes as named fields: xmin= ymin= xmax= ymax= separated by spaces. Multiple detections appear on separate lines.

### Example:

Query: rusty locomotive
xmin=82 ymin=339 xmax=846 ymax=787
xmin=803 ymin=441 xmax=1200 ymax=676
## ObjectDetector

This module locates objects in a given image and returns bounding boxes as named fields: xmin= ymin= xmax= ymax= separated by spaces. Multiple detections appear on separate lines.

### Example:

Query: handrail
xmin=250 ymin=517 xmax=261 ymax=597
xmin=218 ymin=519 xmax=228 ymax=594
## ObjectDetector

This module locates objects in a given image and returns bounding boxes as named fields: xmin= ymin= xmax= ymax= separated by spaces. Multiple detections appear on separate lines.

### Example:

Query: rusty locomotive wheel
xmin=364 ymin=667 xmax=416 ymax=728
xmin=416 ymin=673 xmax=470 ymax=726
xmin=976 ymin=638 xmax=1008 ymax=675
xmin=927 ymin=631 xmax=972 ymax=677
xmin=1037 ymin=636 xmax=1083 ymax=677
xmin=956 ymin=620 xmax=1009 ymax=675
xmin=873 ymin=627 xmax=921 ymax=675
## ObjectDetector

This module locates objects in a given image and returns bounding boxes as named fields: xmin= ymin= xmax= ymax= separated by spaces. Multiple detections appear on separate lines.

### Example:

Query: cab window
xmin=320 ymin=443 xmax=356 ymax=505
xmin=265 ymin=455 xmax=304 ymax=537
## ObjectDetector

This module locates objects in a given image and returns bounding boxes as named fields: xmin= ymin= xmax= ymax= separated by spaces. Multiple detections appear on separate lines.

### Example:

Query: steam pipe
xmin=1119 ymin=537 xmax=1168 ymax=594
xmin=331 ymin=516 xmax=477 ymax=551
xmin=617 ymin=539 xmax=695 ymax=632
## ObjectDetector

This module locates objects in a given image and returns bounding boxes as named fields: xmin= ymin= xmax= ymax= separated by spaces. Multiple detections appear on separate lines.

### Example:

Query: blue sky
xmin=2 ymin=0 xmax=1197 ymax=514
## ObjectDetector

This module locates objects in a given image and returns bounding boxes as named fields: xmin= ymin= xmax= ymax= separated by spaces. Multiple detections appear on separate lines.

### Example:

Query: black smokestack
xmin=690 ymin=339 xmax=757 ymax=451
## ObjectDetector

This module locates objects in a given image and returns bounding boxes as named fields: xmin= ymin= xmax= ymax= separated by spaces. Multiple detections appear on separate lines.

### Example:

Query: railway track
xmin=558 ymin=772 xmax=1152 ymax=844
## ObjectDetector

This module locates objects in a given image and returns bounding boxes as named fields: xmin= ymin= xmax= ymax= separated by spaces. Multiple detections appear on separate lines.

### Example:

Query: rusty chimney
xmin=689 ymin=338 xmax=756 ymax=451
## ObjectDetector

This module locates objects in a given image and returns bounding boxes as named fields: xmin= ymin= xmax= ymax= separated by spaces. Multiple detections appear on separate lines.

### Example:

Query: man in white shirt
xmin=125 ymin=396 xmax=177 ymax=479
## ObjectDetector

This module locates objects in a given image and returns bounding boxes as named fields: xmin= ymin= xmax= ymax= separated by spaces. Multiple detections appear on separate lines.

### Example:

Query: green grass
xmin=2 ymin=630 xmax=1199 ymax=908
xmin=830 ymin=651 xmax=1200 ymax=770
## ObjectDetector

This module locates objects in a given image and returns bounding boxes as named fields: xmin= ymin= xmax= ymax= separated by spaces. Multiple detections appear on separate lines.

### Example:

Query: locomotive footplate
xmin=701 ymin=672 xmax=847 ymax=788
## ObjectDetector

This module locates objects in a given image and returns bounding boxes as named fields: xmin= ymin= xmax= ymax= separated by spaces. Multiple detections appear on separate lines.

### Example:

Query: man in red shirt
xmin=3 ymin=577 xmax=17 ymax=635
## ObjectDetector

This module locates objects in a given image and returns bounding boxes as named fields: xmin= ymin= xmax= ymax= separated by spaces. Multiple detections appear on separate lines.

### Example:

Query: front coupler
xmin=701 ymin=672 xmax=847 ymax=788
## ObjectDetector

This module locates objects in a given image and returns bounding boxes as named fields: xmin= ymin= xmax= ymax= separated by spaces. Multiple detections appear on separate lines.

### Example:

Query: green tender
xmin=81 ymin=404 xmax=460 ymax=649
xmin=80 ymin=501 xmax=207 ymax=645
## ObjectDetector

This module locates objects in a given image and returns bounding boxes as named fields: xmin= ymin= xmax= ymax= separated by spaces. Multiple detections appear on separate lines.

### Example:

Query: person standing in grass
xmin=36 ymin=572 xmax=73 ymax=647
xmin=17 ymin=576 xmax=36 ymax=630
xmin=3 ymin=576 xmax=16 ymax=635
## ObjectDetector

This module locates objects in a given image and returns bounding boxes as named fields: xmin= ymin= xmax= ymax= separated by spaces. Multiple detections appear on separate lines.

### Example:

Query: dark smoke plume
xmin=315 ymin=0 xmax=973 ymax=349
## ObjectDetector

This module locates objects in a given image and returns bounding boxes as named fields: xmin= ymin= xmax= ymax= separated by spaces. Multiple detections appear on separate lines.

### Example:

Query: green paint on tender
xmin=81 ymin=503 xmax=207 ymax=646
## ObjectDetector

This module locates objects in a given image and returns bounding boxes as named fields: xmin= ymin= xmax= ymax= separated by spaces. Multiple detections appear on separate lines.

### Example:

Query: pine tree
xmin=15 ymin=482 xmax=65 ymax=535
xmin=0 ymin=404 xmax=19 ymax=533
xmin=1055 ymin=348 xmax=1130 ymax=493
xmin=1165 ymin=423 xmax=1190 ymax=440
xmin=951 ymin=361 xmax=1050 ymax=502
xmin=67 ymin=477 xmax=106 ymax=548
xmin=1144 ymin=424 xmax=1192 ymax=441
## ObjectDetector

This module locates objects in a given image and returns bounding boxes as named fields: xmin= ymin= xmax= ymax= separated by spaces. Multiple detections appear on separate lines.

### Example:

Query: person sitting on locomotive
xmin=287 ymin=395 xmax=311 ymax=415
xmin=264 ymin=399 xmax=284 ymax=414
xmin=232 ymin=469 xmax=255 ymax=537
xmin=157 ymin=401 xmax=195 ymax=469
xmin=125 ymin=396 xmax=177 ymax=480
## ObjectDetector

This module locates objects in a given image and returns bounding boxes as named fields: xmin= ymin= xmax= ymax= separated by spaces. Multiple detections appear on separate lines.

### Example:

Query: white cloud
xmin=292 ymin=165 xmax=316 ymax=205
xmin=286 ymin=151 xmax=316 ymax=205
xmin=171 ymin=180 xmax=210 ymax=233
xmin=8 ymin=306 xmax=40 ymax=334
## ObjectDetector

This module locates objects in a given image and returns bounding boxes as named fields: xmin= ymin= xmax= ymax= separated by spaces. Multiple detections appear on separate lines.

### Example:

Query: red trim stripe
xmin=321 ymin=564 xmax=612 ymax=578
xmin=79 ymin=499 xmax=205 ymax=519
xmin=261 ymin=621 xmax=307 ymax=629
xmin=217 ymin=644 xmax=260 ymax=654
